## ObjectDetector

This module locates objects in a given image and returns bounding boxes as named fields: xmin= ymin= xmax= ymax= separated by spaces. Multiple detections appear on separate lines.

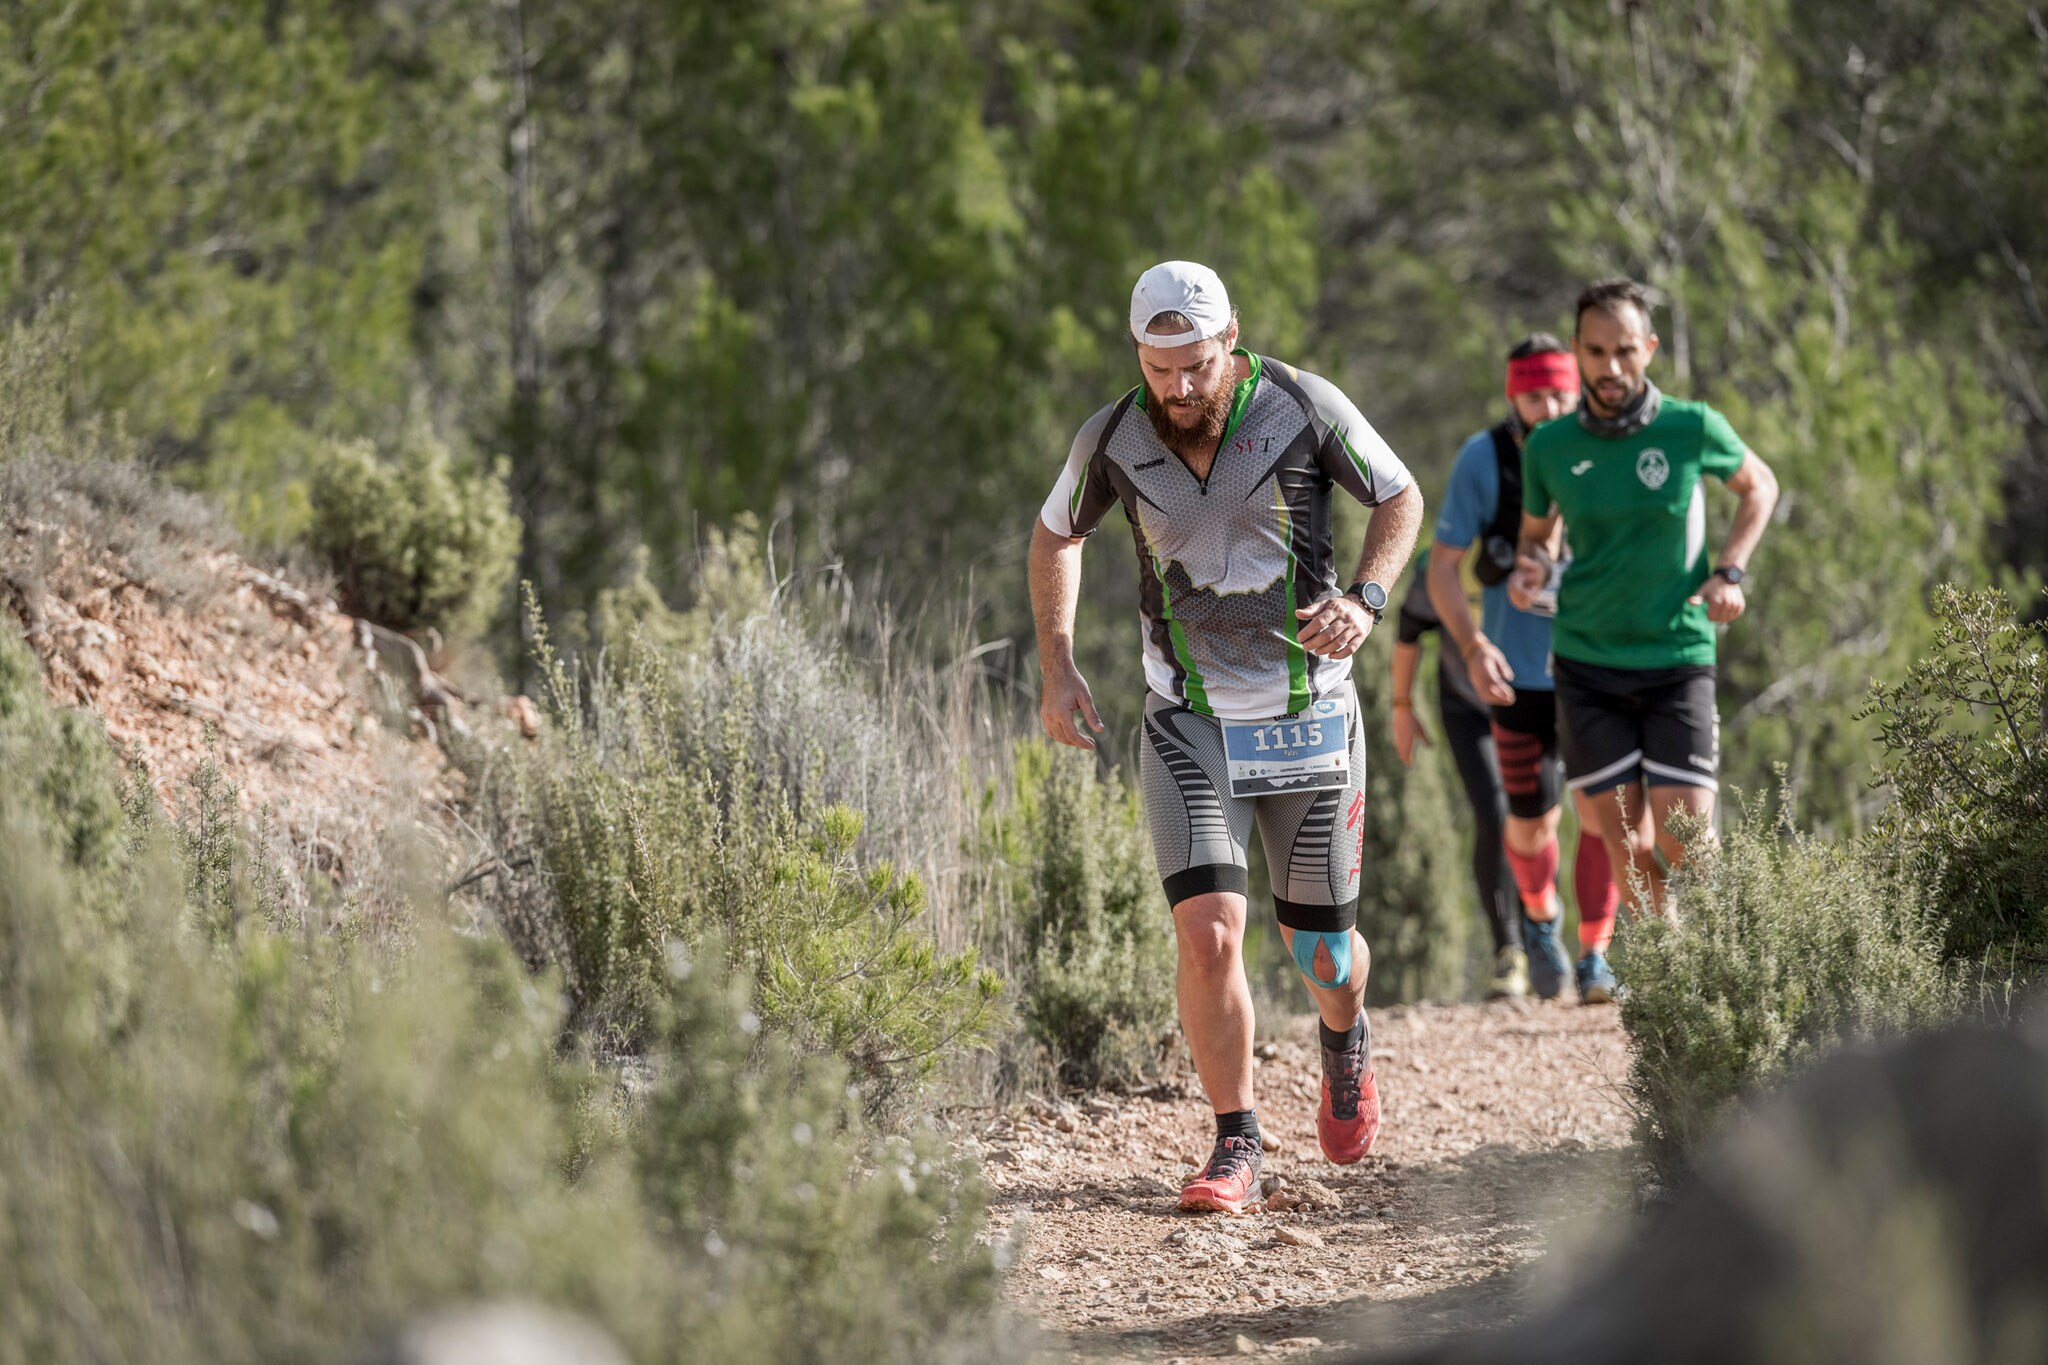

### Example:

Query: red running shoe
xmin=1318 ymin=1030 xmax=1380 ymax=1164
xmin=1178 ymin=1135 xmax=1263 ymax=1214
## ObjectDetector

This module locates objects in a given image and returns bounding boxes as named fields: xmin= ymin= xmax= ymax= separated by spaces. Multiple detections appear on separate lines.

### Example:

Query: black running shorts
xmin=1487 ymin=687 xmax=1563 ymax=820
xmin=1553 ymin=656 xmax=1719 ymax=795
xmin=1138 ymin=687 xmax=1366 ymax=935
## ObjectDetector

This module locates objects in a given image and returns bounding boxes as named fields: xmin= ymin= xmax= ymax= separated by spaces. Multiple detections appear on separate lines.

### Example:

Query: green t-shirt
xmin=1522 ymin=396 xmax=1750 ymax=670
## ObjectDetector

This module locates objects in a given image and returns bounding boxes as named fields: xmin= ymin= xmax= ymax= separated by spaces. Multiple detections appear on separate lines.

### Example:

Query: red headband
xmin=1506 ymin=352 xmax=1580 ymax=397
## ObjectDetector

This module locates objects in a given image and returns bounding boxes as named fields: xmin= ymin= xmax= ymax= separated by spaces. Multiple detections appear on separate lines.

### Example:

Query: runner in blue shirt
xmin=1426 ymin=335 xmax=1620 ymax=1002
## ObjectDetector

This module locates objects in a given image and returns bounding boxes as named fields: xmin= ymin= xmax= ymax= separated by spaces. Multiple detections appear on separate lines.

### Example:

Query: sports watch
xmin=1347 ymin=579 xmax=1389 ymax=623
xmin=1712 ymin=565 xmax=1745 ymax=586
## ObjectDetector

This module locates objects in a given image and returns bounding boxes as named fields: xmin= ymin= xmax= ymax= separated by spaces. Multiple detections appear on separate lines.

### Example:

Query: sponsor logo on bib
xmin=1636 ymin=447 xmax=1669 ymax=489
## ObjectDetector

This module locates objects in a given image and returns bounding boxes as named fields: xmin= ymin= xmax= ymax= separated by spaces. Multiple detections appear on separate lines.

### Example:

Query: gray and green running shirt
xmin=1521 ymin=396 xmax=1750 ymax=670
xmin=1040 ymin=352 xmax=1413 ymax=720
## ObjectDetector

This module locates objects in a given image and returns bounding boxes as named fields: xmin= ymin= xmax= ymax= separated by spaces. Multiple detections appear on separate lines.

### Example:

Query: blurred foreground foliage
xmin=0 ymin=625 xmax=1021 ymax=1364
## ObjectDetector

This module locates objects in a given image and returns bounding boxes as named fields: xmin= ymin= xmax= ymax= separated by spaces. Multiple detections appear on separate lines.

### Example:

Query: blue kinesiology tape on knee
xmin=1292 ymin=930 xmax=1353 ymax=988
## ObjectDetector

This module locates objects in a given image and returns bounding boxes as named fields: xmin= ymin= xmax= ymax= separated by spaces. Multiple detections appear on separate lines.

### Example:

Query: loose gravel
xmin=971 ymin=998 xmax=1633 ymax=1360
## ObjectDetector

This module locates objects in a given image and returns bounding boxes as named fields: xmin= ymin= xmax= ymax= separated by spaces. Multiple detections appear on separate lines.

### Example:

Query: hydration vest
xmin=1471 ymin=421 xmax=1522 ymax=586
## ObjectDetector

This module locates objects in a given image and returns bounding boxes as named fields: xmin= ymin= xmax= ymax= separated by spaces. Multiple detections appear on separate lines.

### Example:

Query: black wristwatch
xmin=1347 ymin=579 xmax=1389 ymax=623
xmin=1712 ymin=565 xmax=1745 ymax=586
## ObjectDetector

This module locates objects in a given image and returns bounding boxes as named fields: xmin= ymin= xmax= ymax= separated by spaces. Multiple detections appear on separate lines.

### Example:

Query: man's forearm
xmin=1515 ymin=511 xmax=1559 ymax=561
xmin=1349 ymin=484 xmax=1424 ymax=595
xmin=1391 ymin=640 xmax=1421 ymax=706
xmin=1718 ymin=474 xmax=1778 ymax=571
xmin=1426 ymin=549 xmax=1482 ymax=660
xmin=1029 ymin=519 xmax=1085 ymax=668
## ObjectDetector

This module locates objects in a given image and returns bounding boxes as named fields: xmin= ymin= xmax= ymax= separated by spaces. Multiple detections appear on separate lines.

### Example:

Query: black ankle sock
xmin=1215 ymin=1108 xmax=1260 ymax=1142
xmin=1319 ymin=1013 xmax=1368 ymax=1056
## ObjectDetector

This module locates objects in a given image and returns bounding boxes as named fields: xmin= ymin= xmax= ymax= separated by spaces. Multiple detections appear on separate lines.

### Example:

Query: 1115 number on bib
xmin=1220 ymin=696 xmax=1349 ymax=798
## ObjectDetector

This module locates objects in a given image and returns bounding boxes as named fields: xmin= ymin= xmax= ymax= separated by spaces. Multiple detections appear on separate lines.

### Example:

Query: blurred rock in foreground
xmin=367 ymin=1303 xmax=628 ymax=1365
xmin=1366 ymin=1019 xmax=2048 ymax=1365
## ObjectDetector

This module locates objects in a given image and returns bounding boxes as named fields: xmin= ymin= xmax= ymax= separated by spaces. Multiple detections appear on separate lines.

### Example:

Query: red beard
xmin=1144 ymin=376 xmax=1234 ymax=458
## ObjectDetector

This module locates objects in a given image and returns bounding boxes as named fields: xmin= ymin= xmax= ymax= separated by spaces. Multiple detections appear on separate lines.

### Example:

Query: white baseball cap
xmin=1129 ymin=260 xmax=1233 ymax=347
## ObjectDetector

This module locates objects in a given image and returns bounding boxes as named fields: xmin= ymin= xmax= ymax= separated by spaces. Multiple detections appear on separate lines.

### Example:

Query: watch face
xmin=1361 ymin=581 xmax=1389 ymax=611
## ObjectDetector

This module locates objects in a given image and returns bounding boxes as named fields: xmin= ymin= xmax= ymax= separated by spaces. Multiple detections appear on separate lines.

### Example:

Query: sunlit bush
xmin=1617 ymin=801 xmax=1959 ymax=1185
xmin=472 ymin=591 xmax=1002 ymax=1082
xmin=983 ymin=739 xmax=1171 ymax=1088
xmin=306 ymin=428 xmax=519 ymax=637
xmin=1863 ymin=584 xmax=2048 ymax=995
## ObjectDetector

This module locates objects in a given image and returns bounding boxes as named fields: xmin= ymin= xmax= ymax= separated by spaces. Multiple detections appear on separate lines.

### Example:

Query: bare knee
xmin=1504 ymin=812 xmax=1560 ymax=855
xmin=1173 ymin=895 xmax=1246 ymax=982
xmin=1178 ymin=924 xmax=1240 ymax=977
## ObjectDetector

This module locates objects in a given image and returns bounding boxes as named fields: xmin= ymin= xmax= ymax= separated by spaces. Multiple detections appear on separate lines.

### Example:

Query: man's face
xmin=1573 ymin=305 xmax=1658 ymax=417
xmin=1510 ymin=387 xmax=1576 ymax=429
xmin=1137 ymin=324 xmax=1239 ymax=451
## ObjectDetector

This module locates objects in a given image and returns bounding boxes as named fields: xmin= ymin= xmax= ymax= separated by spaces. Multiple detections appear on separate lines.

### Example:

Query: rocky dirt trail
xmin=968 ymin=999 xmax=1633 ymax=1361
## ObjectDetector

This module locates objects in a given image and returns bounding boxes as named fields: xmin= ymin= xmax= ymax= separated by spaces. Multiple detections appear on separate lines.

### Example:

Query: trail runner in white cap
xmin=1030 ymin=260 xmax=1424 ymax=1213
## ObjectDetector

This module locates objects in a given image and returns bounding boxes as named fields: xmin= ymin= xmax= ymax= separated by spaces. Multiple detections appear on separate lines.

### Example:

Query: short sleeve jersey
xmin=1040 ymin=352 xmax=1413 ymax=720
xmin=1521 ymin=397 xmax=1749 ymax=670
xmin=1433 ymin=428 xmax=1555 ymax=691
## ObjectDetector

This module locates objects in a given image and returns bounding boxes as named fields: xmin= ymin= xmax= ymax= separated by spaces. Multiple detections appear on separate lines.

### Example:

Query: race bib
xmin=1221 ymin=695 xmax=1349 ymax=798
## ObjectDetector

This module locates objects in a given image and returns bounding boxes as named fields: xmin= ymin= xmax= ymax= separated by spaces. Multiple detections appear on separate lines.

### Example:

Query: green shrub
xmin=0 ymin=633 xmax=1020 ymax=1364
xmin=0 ymin=306 xmax=138 ymax=472
xmin=584 ymin=523 xmax=962 ymax=878
xmin=984 ymin=739 xmax=1172 ymax=1088
xmin=1863 ymin=584 xmax=2048 ymax=992
xmin=637 ymin=936 xmax=1015 ymax=1363
xmin=0 ymin=306 xmax=76 ymax=460
xmin=0 ymin=629 xmax=123 ymax=875
xmin=474 ymin=601 xmax=1002 ymax=1081
xmin=1617 ymin=800 xmax=1960 ymax=1185
xmin=306 ymin=428 xmax=519 ymax=636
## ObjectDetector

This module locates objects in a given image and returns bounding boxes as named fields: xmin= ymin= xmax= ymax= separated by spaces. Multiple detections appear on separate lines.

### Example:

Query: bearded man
xmin=1513 ymin=279 xmax=1779 ymax=926
xmin=1029 ymin=261 xmax=1423 ymax=1212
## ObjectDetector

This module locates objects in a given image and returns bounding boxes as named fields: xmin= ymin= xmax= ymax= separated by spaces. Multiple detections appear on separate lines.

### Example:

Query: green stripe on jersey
xmin=1155 ymin=561 xmax=1211 ymax=715
xmin=1335 ymin=427 xmax=1373 ymax=488
xmin=1274 ymin=482 xmax=1310 ymax=714
xmin=1220 ymin=351 xmax=1263 ymax=450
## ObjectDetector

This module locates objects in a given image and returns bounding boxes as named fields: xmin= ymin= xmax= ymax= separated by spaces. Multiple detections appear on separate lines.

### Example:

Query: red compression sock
xmin=1575 ymin=836 xmax=1619 ymax=955
xmin=1505 ymin=840 xmax=1559 ymax=914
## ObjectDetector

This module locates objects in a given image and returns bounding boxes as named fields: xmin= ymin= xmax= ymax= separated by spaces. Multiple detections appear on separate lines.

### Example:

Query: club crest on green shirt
xmin=1636 ymin=447 xmax=1669 ymax=490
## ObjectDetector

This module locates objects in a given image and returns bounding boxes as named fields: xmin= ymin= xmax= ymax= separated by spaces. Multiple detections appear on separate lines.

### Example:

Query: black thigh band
xmin=1163 ymin=864 xmax=1249 ymax=907
xmin=1273 ymin=895 xmax=1359 ymax=934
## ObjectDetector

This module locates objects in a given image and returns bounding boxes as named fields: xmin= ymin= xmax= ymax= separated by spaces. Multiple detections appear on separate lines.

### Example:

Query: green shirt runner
xmin=1521 ymin=397 xmax=1750 ymax=670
